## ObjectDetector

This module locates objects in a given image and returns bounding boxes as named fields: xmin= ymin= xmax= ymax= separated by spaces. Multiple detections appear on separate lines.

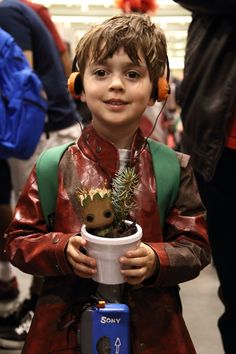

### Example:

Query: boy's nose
xmin=109 ymin=75 xmax=124 ymax=90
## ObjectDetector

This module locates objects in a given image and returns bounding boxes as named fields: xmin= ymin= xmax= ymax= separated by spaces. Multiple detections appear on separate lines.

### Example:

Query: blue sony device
xmin=79 ymin=302 xmax=130 ymax=354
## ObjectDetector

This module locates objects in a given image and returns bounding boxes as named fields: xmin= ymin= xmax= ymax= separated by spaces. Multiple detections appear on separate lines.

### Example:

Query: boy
xmin=4 ymin=14 xmax=210 ymax=354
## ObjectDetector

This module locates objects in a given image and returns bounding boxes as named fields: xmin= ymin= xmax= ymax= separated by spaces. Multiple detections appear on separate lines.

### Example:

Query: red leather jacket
xmin=6 ymin=125 xmax=210 ymax=354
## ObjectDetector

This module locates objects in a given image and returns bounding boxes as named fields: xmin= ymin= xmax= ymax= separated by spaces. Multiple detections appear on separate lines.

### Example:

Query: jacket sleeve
xmin=147 ymin=153 xmax=211 ymax=287
xmin=174 ymin=0 xmax=236 ymax=15
xmin=5 ymin=168 xmax=74 ymax=277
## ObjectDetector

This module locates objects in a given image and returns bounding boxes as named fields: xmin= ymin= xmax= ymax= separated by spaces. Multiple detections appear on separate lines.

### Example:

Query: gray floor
xmin=0 ymin=264 xmax=224 ymax=354
xmin=181 ymin=264 xmax=224 ymax=354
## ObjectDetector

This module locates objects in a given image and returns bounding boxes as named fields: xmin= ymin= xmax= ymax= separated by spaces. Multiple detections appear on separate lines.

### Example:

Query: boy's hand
xmin=66 ymin=235 xmax=97 ymax=278
xmin=119 ymin=242 xmax=159 ymax=285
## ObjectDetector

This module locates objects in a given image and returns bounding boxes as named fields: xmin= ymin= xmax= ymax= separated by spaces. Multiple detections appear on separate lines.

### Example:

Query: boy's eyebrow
xmin=91 ymin=58 xmax=147 ymax=69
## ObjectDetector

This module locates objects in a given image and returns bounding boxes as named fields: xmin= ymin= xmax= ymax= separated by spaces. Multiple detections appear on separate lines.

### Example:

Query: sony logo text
xmin=100 ymin=316 xmax=121 ymax=324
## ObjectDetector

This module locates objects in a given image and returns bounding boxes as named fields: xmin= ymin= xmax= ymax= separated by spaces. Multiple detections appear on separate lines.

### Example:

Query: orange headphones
xmin=67 ymin=72 xmax=83 ymax=100
xmin=68 ymin=57 xmax=170 ymax=102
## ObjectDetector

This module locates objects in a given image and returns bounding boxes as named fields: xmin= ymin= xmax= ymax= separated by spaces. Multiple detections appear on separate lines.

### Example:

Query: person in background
xmin=173 ymin=1 xmax=236 ymax=353
xmin=20 ymin=0 xmax=72 ymax=79
xmin=0 ymin=161 xmax=16 ymax=300
xmin=161 ymin=76 xmax=183 ymax=150
xmin=21 ymin=0 xmax=92 ymax=126
xmin=3 ymin=13 xmax=210 ymax=353
xmin=0 ymin=0 xmax=81 ymax=349
xmin=0 ymin=0 xmax=73 ymax=301
xmin=21 ymin=0 xmax=92 ymax=127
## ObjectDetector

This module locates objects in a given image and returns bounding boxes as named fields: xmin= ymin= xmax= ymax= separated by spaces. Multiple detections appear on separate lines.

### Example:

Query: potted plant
xmin=76 ymin=167 xmax=139 ymax=238
xmin=77 ymin=167 xmax=142 ymax=284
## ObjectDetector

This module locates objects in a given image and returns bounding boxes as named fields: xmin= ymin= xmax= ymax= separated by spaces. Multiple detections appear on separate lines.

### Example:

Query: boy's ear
xmin=67 ymin=72 xmax=83 ymax=100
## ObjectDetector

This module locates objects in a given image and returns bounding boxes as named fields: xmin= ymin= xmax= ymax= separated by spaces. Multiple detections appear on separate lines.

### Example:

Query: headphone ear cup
xmin=156 ymin=77 xmax=170 ymax=102
xmin=67 ymin=72 xmax=82 ymax=99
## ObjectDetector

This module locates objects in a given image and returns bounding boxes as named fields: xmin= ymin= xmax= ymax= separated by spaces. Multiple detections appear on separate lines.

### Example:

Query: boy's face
xmin=80 ymin=47 xmax=154 ymax=146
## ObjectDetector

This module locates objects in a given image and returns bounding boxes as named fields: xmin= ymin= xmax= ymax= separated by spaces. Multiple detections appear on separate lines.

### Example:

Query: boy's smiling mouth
xmin=104 ymin=99 xmax=128 ymax=106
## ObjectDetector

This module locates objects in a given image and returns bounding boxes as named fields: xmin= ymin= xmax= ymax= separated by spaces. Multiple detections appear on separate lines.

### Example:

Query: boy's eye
xmin=94 ymin=69 xmax=107 ymax=77
xmin=127 ymin=71 xmax=140 ymax=79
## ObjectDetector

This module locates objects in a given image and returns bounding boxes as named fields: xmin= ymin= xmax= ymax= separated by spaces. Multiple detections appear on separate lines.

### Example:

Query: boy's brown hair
xmin=75 ymin=14 xmax=167 ymax=86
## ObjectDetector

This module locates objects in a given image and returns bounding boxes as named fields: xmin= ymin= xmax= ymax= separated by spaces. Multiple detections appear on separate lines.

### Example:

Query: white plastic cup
xmin=81 ymin=220 xmax=142 ymax=285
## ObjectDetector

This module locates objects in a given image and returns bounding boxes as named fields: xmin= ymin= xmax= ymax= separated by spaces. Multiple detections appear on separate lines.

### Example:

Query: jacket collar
xmin=77 ymin=124 xmax=146 ymax=177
